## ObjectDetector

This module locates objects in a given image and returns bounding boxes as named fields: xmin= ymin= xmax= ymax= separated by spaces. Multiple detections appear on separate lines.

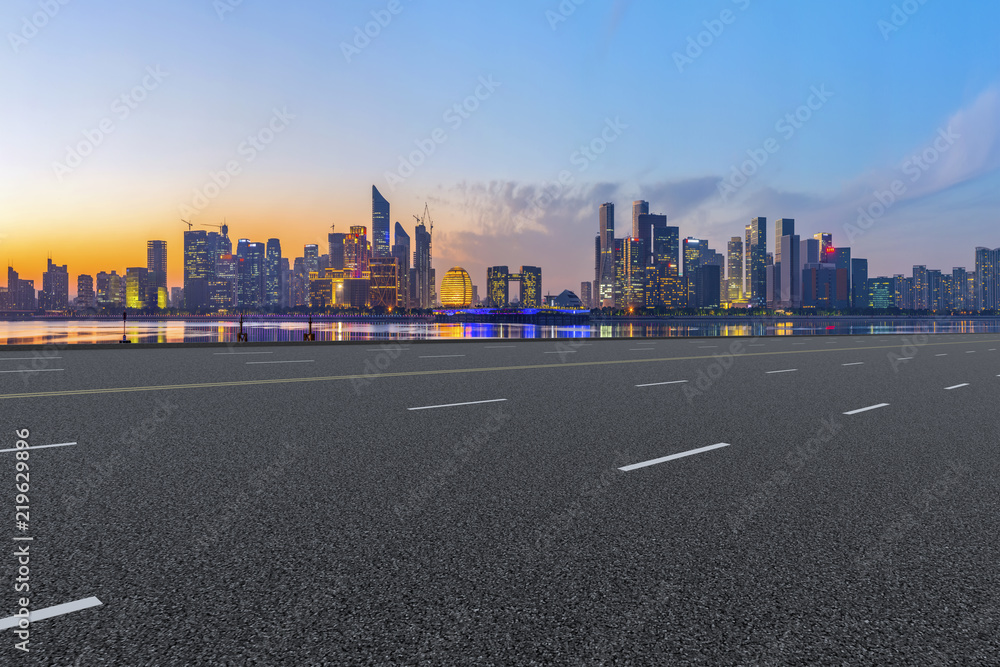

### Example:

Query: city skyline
xmin=2 ymin=1 xmax=999 ymax=293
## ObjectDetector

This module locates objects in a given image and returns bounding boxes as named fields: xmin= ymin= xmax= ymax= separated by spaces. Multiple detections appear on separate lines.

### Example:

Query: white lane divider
xmin=619 ymin=443 xmax=730 ymax=472
xmin=408 ymin=399 xmax=507 ymax=411
xmin=0 ymin=597 xmax=102 ymax=630
xmin=945 ymin=383 xmax=970 ymax=390
xmin=0 ymin=442 xmax=77 ymax=454
xmin=843 ymin=403 xmax=889 ymax=416
xmin=635 ymin=380 xmax=688 ymax=387
xmin=766 ymin=369 xmax=798 ymax=374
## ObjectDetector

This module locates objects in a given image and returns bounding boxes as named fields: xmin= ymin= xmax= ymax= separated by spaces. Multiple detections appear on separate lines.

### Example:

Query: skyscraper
xmin=774 ymin=219 xmax=794 ymax=263
xmin=413 ymin=223 xmax=432 ymax=309
xmin=40 ymin=258 xmax=69 ymax=311
xmin=852 ymin=258 xmax=869 ymax=308
xmin=778 ymin=234 xmax=801 ymax=307
xmin=371 ymin=185 xmax=391 ymax=259
xmin=912 ymin=265 xmax=928 ymax=310
xmin=346 ymin=227 xmax=369 ymax=278
xmin=75 ymin=274 xmax=95 ymax=310
xmin=265 ymin=239 xmax=282 ymax=308
xmin=975 ymin=247 xmax=999 ymax=312
xmin=147 ymin=241 xmax=168 ymax=307
xmin=304 ymin=244 xmax=320 ymax=276
xmin=727 ymin=237 xmax=743 ymax=302
xmin=631 ymin=200 xmax=649 ymax=239
xmin=598 ymin=203 xmax=615 ymax=307
xmin=392 ymin=222 xmax=411 ymax=309
xmin=651 ymin=223 xmax=679 ymax=271
xmin=487 ymin=266 xmax=509 ymax=307
xmin=750 ymin=217 xmax=767 ymax=307
xmin=184 ymin=231 xmax=212 ymax=311
xmin=518 ymin=266 xmax=542 ymax=308
xmin=237 ymin=243 xmax=265 ymax=309
xmin=125 ymin=267 xmax=149 ymax=309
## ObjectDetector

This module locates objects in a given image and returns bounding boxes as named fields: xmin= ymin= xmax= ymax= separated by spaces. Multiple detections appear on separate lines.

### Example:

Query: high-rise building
xmin=328 ymin=229 xmax=347 ymax=270
xmin=75 ymin=274 xmax=95 ymax=310
xmin=580 ymin=281 xmax=592 ymax=309
xmin=749 ymin=217 xmax=767 ymax=307
xmin=371 ymin=186 xmax=391 ymax=259
xmin=631 ymin=200 xmax=649 ymax=239
xmin=651 ymin=223 xmax=679 ymax=271
xmin=774 ymin=219 xmax=795 ymax=263
xmin=682 ymin=238 xmax=707 ymax=276
xmin=265 ymin=239 xmax=282 ymax=309
xmin=304 ymin=244 xmax=320 ymax=276
xmin=851 ymin=258 xmax=868 ymax=308
xmin=867 ymin=277 xmax=894 ymax=309
xmin=368 ymin=257 xmax=399 ymax=309
xmin=517 ymin=266 xmax=542 ymax=308
xmin=727 ymin=237 xmax=744 ymax=302
xmin=814 ymin=233 xmax=833 ymax=257
xmin=952 ymin=267 xmax=968 ymax=310
xmin=778 ymin=234 xmax=801 ymax=308
xmin=184 ymin=231 xmax=212 ymax=311
xmin=744 ymin=224 xmax=752 ymax=298
xmin=487 ymin=266 xmax=509 ymax=308
xmin=237 ymin=242 xmax=265 ymax=309
xmin=621 ymin=239 xmax=645 ymax=308
xmin=598 ymin=203 xmax=615 ymax=307
xmin=912 ymin=265 xmax=928 ymax=310
xmin=413 ymin=223 xmax=432 ymax=309
xmin=96 ymin=271 xmax=122 ymax=309
xmin=391 ymin=222 xmax=411 ymax=309
xmin=976 ymin=247 xmax=999 ymax=312
xmin=345 ymin=227 xmax=370 ymax=279
xmin=40 ymin=258 xmax=69 ymax=311
xmin=146 ymin=241 xmax=168 ymax=307
xmin=125 ymin=267 xmax=149 ymax=309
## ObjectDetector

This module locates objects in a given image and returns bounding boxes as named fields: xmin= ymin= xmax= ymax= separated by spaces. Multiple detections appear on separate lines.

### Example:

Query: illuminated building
xmin=652 ymin=223 xmax=679 ymax=271
xmin=125 ymin=267 xmax=149 ymax=309
xmin=852 ymin=259 xmax=868 ymax=308
xmin=369 ymin=257 xmax=399 ymax=309
xmin=392 ymin=222 xmax=411 ymax=309
xmin=749 ymin=217 xmax=767 ymax=307
xmin=868 ymin=277 xmax=894 ymax=309
xmin=912 ymin=265 xmax=928 ymax=310
xmin=372 ymin=186 xmax=391 ymax=259
xmin=304 ymin=244 xmax=320 ymax=276
xmin=487 ymin=266 xmax=509 ymax=307
xmin=328 ymin=230 xmax=347 ymax=271
xmin=237 ymin=242 xmax=265 ymax=309
xmin=727 ymin=237 xmax=743 ymax=302
xmin=976 ymin=247 xmax=999 ymax=312
xmin=598 ymin=203 xmax=615 ymax=307
xmin=413 ymin=223 xmax=431 ymax=309
xmin=440 ymin=267 xmax=473 ymax=308
xmin=184 ymin=231 xmax=211 ymax=310
xmin=75 ymin=274 xmax=95 ymax=310
xmin=343 ymin=278 xmax=370 ymax=309
xmin=622 ymin=238 xmax=645 ymax=307
xmin=308 ymin=273 xmax=333 ymax=309
xmin=265 ymin=239 xmax=282 ymax=309
xmin=580 ymin=281 xmax=592 ymax=308
xmin=517 ymin=266 xmax=541 ymax=308
xmin=147 ymin=240 xmax=167 ymax=307
xmin=40 ymin=258 xmax=69 ymax=310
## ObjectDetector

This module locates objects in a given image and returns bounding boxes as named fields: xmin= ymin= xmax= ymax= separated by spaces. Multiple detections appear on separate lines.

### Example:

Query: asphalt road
xmin=1 ymin=333 xmax=999 ymax=665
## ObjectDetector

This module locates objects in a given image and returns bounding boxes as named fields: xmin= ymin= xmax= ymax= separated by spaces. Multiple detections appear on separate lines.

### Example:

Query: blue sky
xmin=2 ymin=0 xmax=998 ymax=292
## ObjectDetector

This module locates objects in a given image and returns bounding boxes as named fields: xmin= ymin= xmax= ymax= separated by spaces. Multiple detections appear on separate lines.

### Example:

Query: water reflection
xmin=1 ymin=317 xmax=999 ymax=346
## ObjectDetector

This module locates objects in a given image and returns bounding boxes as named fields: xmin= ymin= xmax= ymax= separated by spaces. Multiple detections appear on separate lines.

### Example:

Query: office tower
xmin=75 ymin=275 xmax=95 ymax=310
xmin=778 ymin=234 xmax=801 ymax=307
xmin=210 ymin=254 xmax=237 ymax=310
xmin=651 ymin=223 xmax=679 ymax=270
xmin=487 ymin=266 xmax=509 ymax=307
xmin=146 ymin=241 xmax=168 ymax=306
xmin=975 ymin=247 xmax=999 ymax=312
xmin=633 ymin=212 xmax=666 ymax=267
xmin=621 ymin=238 xmax=645 ymax=308
xmin=912 ymin=265 xmax=928 ymax=310
xmin=40 ymin=258 xmax=69 ymax=310
xmin=694 ymin=264 xmax=721 ymax=308
xmin=726 ymin=237 xmax=744 ymax=301
xmin=4 ymin=267 xmax=36 ymax=312
xmin=851 ymin=259 xmax=869 ymax=308
xmin=237 ymin=242 xmax=265 ymax=309
xmin=952 ymin=267 xmax=968 ymax=310
xmin=749 ymin=217 xmax=767 ymax=307
xmin=801 ymin=263 xmax=837 ymax=309
xmin=412 ymin=223 xmax=432 ymax=308
xmin=439 ymin=267 xmax=473 ymax=308
xmin=170 ymin=286 xmax=183 ymax=309
xmin=833 ymin=247 xmax=851 ymax=304
xmin=304 ymin=244 xmax=320 ymax=276
xmin=517 ymin=266 xmax=542 ymax=308
xmin=367 ymin=257 xmax=399 ymax=309
xmin=96 ymin=272 xmax=115 ymax=309
xmin=291 ymin=257 xmax=307 ymax=307
xmin=774 ymin=219 xmax=795 ymax=263
xmin=814 ymin=233 xmax=833 ymax=258
xmin=327 ymin=229 xmax=346 ymax=270
xmin=125 ymin=267 xmax=149 ymax=309
xmin=580 ymin=281 xmax=592 ymax=308
xmin=868 ymin=277 xmax=894 ymax=309
xmin=471 ymin=285 xmax=479 ymax=306
xmin=279 ymin=258 xmax=291 ymax=308
xmin=344 ymin=227 xmax=369 ymax=279
xmin=184 ymin=231 xmax=212 ymax=311
xmin=594 ymin=235 xmax=601 ymax=302
xmin=371 ymin=185 xmax=391 ymax=259
xmin=682 ymin=238 xmax=707 ymax=276
xmin=264 ymin=239 xmax=282 ymax=309
xmin=391 ymin=222 xmax=411 ymax=309
xmin=598 ymin=203 xmax=615 ymax=307
xmin=631 ymin=200 xmax=649 ymax=238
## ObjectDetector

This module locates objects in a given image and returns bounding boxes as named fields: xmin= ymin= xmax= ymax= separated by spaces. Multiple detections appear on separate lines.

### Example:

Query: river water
xmin=1 ymin=317 xmax=997 ymax=345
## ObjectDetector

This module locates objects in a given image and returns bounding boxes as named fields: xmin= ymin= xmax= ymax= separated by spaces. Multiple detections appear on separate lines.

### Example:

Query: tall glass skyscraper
xmin=749 ymin=217 xmax=767 ymax=307
xmin=598 ymin=203 xmax=615 ymax=307
xmin=372 ymin=185 xmax=391 ymax=259
xmin=265 ymin=239 xmax=282 ymax=308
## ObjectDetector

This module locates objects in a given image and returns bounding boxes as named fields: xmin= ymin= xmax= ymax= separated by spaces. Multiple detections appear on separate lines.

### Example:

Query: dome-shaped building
xmin=440 ymin=267 xmax=474 ymax=308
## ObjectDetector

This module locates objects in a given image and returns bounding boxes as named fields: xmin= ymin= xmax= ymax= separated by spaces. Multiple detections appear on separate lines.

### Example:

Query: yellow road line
xmin=1 ymin=337 xmax=998 ymax=401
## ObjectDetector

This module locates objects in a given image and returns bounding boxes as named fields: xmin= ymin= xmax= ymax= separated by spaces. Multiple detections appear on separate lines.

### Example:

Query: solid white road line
xmin=945 ymin=383 xmax=970 ymax=390
xmin=485 ymin=345 xmax=517 ymax=348
xmin=0 ymin=357 xmax=62 ymax=361
xmin=842 ymin=362 xmax=864 ymax=366
xmin=408 ymin=399 xmax=507 ymax=411
xmin=635 ymin=380 xmax=688 ymax=387
xmin=629 ymin=348 xmax=656 ymax=351
xmin=897 ymin=357 xmax=913 ymax=360
xmin=766 ymin=369 xmax=798 ymax=374
xmin=544 ymin=351 xmax=575 ymax=354
xmin=246 ymin=360 xmax=315 ymax=365
xmin=843 ymin=403 xmax=889 ymax=415
xmin=935 ymin=354 xmax=948 ymax=357
xmin=0 ymin=369 xmax=63 ymax=374
xmin=619 ymin=443 xmax=730 ymax=472
xmin=214 ymin=352 xmax=273 ymax=355
xmin=419 ymin=355 xmax=465 ymax=358
xmin=0 ymin=442 xmax=77 ymax=454
xmin=698 ymin=346 xmax=718 ymax=348
xmin=0 ymin=597 xmax=102 ymax=630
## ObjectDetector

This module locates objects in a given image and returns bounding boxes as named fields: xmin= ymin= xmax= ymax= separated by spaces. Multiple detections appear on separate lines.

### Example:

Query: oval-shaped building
xmin=440 ymin=267 xmax=474 ymax=308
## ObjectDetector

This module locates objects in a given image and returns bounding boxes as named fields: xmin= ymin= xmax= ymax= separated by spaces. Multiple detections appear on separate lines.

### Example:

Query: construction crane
xmin=200 ymin=220 xmax=229 ymax=236
xmin=181 ymin=219 xmax=193 ymax=231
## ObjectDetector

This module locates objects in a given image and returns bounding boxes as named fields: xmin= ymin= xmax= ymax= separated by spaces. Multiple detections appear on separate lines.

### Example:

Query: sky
xmin=1 ymin=0 xmax=999 ymax=295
